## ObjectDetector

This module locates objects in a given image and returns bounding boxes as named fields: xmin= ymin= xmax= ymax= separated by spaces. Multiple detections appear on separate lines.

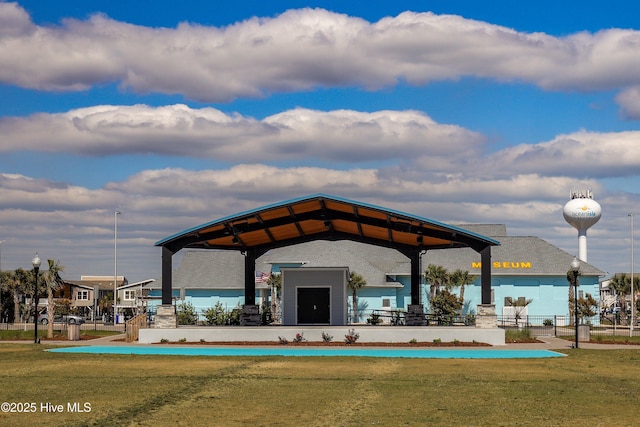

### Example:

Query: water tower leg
xmin=578 ymin=230 xmax=587 ymax=262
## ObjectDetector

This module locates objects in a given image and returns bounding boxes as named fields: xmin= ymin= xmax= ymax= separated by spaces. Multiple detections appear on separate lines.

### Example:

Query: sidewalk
xmin=3 ymin=334 xmax=639 ymax=350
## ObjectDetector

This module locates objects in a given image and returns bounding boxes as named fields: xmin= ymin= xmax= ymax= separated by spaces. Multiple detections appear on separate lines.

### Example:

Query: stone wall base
xmin=154 ymin=304 xmax=177 ymax=329
xmin=405 ymin=304 xmax=426 ymax=326
xmin=241 ymin=304 xmax=261 ymax=326
xmin=476 ymin=304 xmax=497 ymax=328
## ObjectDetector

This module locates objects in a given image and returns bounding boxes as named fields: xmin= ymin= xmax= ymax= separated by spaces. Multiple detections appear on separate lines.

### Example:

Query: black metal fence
xmin=497 ymin=314 xmax=640 ymax=338
xmin=0 ymin=321 xmax=125 ymax=333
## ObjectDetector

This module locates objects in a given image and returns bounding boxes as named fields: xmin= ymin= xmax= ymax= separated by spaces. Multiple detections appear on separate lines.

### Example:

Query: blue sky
xmin=1 ymin=0 xmax=639 ymax=282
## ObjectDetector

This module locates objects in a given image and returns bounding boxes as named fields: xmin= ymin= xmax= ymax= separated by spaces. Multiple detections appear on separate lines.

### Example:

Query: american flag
xmin=255 ymin=271 xmax=270 ymax=283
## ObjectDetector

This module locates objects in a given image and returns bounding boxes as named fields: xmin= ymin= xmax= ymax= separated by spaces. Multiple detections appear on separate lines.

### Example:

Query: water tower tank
xmin=563 ymin=190 xmax=601 ymax=262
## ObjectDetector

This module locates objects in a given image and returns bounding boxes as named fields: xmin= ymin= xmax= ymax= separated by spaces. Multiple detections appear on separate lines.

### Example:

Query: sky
xmin=1 ymin=0 xmax=639 ymax=283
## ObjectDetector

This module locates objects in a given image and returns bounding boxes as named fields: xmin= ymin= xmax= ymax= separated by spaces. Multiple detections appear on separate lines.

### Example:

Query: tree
xmin=449 ymin=269 xmax=475 ymax=314
xmin=348 ymin=271 xmax=367 ymax=323
xmin=268 ymin=273 xmax=282 ymax=324
xmin=43 ymin=259 xmax=65 ymax=338
xmin=8 ymin=269 xmax=30 ymax=323
xmin=430 ymin=289 xmax=463 ymax=324
xmin=0 ymin=270 xmax=11 ymax=322
xmin=504 ymin=297 xmax=533 ymax=326
xmin=177 ymin=301 xmax=198 ymax=325
xmin=424 ymin=264 xmax=448 ymax=314
xmin=608 ymin=273 xmax=640 ymax=324
xmin=577 ymin=293 xmax=598 ymax=324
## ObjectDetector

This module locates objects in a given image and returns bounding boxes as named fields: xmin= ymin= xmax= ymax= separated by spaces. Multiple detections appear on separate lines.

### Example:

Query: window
xmin=77 ymin=290 xmax=89 ymax=301
xmin=124 ymin=290 xmax=136 ymax=301
xmin=382 ymin=298 xmax=391 ymax=308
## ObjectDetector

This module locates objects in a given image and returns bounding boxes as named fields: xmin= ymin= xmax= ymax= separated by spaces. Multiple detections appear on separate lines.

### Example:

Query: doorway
xmin=297 ymin=287 xmax=330 ymax=324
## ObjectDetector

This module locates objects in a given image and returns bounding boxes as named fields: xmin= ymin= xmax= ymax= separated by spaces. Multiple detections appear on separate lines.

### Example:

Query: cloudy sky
xmin=1 ymin=0 xmax=639 ymax=282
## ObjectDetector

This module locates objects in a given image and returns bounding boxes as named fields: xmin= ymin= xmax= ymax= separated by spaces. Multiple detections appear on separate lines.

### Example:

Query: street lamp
xmin=569 ymin=257 xmax=581 ymax=349
xmin=630 ymin=213 xmax=635 ymax=337
xmin=32 ymin=253 xmax=41 ymax=344
xmin=114 ymin=210 xmax=121 ymax=326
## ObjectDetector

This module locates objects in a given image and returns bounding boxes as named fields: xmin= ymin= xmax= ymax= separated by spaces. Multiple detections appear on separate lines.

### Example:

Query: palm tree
xmin=449 ymin=269 xmax=475 ymax=314
xmin=608 ymin=273 xmax=640 ymax=324
xmin=504 ymin=297 xmax=533 ymax=326
xmin=43 ymin=259 xmax=65 ymax=338
xmin=348 ymin=271 xmax=367 ymax=323
xmin=424 ymin=264 xmax=448 ymax=313
xmin=8 ymin=269 xmax=30 ymax=323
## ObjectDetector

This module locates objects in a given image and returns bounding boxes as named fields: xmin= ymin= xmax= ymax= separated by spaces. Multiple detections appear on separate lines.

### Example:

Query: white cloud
xmin=0 ymin=104 xmax=484 ymax=164
xmin=616 ymin=86 xmax=640 ymax=119
xmin=2 ymin=6 xmax=640 ymax=99
xmin=477 ymin=130 xmax=640 ymax=178
xmin=0 ymin=165 xmax=631 ymax=281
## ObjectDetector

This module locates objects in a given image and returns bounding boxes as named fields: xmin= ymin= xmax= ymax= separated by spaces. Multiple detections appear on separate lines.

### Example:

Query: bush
xmin=292 ymin=332 xmax=307 ymax=343
xmin=505 ymin=327 xmax=534 ymax=342
xmin=177 ymin=302 xmax=198 ymax=325
xmin=203 ymin=302 xmax=226 ymax=326
xmin=321 ymin=331 xmax=333 ymax=343
xmin=344 ymin=328 xmax=359 ymax=344
xmin=366 ymin=313 xmax=383 ymax=325
xmin=543 ymin=318 xmax=554 ymax=326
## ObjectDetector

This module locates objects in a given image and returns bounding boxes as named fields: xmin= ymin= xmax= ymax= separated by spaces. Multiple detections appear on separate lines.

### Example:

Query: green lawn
xmin=1 ymin=344 xmax=639 ymax=426
xmin=0 ymin=329 xmax=121 ymax=341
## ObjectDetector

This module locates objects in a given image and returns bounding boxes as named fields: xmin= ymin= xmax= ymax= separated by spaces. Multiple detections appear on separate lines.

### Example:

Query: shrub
xmin=227 ymin=307 xmax=242 ymax=325
xmin=409 ymin=338 xmax=417 ymax=344
xmin=203 ymin=302 xmax=226 ymax=326
xmin=292 ymin=332 xmax=307 ymax=343
xmin=543 ymin=318 xmax=554 ymax=326
xmin=177 ymin=302 xmax=198 ymax=325
xmin=505 ymin=327 xmax=534 ymax=342
xmin=278 ymin=336 xmax=289 ymax=345
xmin=366 ymin=313 xmax=383 ymax=325
xmin=178 ymin=338 xmax=186 ymax=343
xmin=160 ymin=338 xmax=168 ymax=343
xmin=344 ymin=328 xmax=360 ymax=344
xmin=433 ymin=338 xmax=442 ymax=345
xmin=321 ymin=331 xmax=333 ymax=343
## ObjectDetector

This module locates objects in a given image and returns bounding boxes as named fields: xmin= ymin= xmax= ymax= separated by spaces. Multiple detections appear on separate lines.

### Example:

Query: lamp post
xmin=114 ymin=210 xmax=121 ymax=326
xmin=630 ymin=213 xmax=634 ymax=337
xmin=32 ymin=253 xmax=41 ymax=344
xmin=570 ymin=257 xmax=580 ymax=349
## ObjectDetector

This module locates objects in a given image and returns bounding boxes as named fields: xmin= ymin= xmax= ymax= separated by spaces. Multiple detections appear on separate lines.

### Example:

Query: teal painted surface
xmin=49 ymin=346 xmax=564 ymax=359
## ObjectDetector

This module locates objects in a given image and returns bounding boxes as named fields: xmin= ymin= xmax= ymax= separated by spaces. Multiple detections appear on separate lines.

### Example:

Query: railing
xmin=497 ymin=314 xmax=640 ymax=338
xmin=125 ymin=314 xmax=148 ymax=343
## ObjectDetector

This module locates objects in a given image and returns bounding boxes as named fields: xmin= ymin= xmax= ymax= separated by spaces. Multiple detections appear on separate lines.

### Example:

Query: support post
xmin=155 ymin=245 xmax=177 ymax=328
xmin=161 ymin=246 xmax=174 ymax=305
xmin=480 ymin=246 xmax=492 ymax=305
xmin=242 ymin=249 xmax=261 ymax=325
xmin=410 ymin=250 xmax=421 ymax=306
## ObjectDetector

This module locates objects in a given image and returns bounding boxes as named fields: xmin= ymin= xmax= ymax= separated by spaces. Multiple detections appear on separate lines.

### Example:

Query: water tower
xmin=563 ymin=190 xmax=602 ymax=262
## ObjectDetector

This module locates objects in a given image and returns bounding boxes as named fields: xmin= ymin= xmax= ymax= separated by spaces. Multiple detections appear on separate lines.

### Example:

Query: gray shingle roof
xmin=259 ymin=240 xmax=407 ymax=287
xmin=421 ymin=236 xmax=604 ymax=276
xmin=159 ymin=225 xmax=604 ymax=290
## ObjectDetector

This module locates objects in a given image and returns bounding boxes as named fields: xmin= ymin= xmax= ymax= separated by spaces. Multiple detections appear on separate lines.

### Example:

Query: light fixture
xmin=569 ymin=257 xmax=580 ymax=349
xmin=32 ymin=253 xmax=41 ymax=344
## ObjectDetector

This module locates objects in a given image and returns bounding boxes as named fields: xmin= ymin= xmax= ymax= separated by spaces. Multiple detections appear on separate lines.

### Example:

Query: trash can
xmin=68 ymin=323 xmax=80 ymax=341
xmin=578 ymin=324 xmax=590 ymax=342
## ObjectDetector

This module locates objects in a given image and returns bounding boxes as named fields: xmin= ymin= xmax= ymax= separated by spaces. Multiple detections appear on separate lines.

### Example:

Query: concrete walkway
xmin=4 ymin=334 xmax=638 ymax=350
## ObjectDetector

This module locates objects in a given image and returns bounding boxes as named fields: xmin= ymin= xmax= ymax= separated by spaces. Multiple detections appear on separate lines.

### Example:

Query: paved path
xmin=3 ymin=334 xmax=637 ymax=350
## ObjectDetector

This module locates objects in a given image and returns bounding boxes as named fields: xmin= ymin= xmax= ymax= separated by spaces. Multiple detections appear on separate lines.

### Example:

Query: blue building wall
xmin=147 ymin=272 xmax=600 ymax=321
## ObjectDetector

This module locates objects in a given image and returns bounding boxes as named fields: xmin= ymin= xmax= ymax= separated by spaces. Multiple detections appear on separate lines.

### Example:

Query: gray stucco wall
xmin=281 ymin=267 xmax=348 ymax=325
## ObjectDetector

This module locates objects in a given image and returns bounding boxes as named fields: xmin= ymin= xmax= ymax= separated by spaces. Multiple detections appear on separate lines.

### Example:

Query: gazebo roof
xmin=155 ymin=194 xmax=499 ymax=256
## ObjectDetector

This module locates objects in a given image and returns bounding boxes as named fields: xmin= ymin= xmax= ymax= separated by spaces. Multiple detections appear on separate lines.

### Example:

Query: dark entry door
xmin=297 ymin=288 xmax=330 ymax=324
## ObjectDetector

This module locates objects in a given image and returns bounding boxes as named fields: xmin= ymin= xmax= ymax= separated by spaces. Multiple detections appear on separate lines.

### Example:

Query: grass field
xmin=1 ymin=344 xmax=640 ymax=426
